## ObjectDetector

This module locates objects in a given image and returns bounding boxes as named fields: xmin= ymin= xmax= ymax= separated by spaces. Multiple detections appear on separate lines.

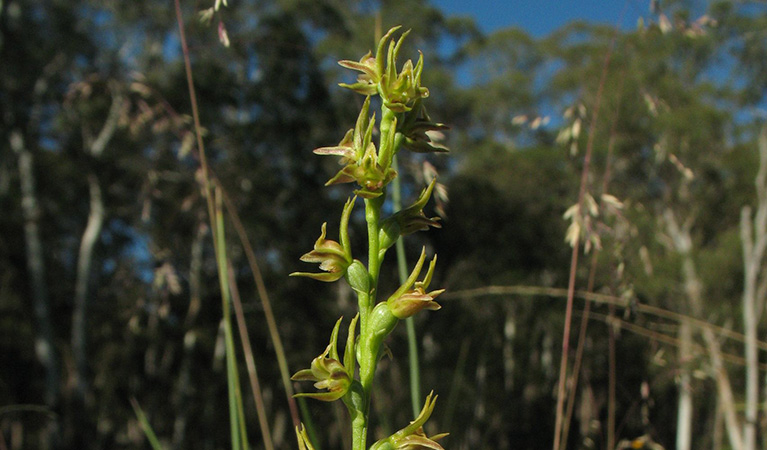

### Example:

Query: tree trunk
xmin=740 ymin=125 xmax=767 ymax=450
xmin=741 ymin=205 xmax=760 ymax=450
xmin=664 ymin=209 xmax=743 ymax=450
xmin=71 ymin=173 xmax=104 ymax=404
xmin=11 ymin=131 xmax=59 ymax=403
xmin=503 ymin=304 xmax=516 ymax=392
xmin=11 ymin=129 xmax=60 ymax=446
xmin=70 ymin=91 xmax=123 ymax=406
xmin=676 ymin=320 xmax=693 ymax=450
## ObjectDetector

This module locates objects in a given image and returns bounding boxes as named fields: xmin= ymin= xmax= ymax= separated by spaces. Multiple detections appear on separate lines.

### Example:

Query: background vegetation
xmin=2 ymin=0 xmax=767 ymax=449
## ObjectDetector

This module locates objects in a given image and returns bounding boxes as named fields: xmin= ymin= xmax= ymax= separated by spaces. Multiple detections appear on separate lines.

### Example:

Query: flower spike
xmin=296 ymin=24 xmax=449 ymax=449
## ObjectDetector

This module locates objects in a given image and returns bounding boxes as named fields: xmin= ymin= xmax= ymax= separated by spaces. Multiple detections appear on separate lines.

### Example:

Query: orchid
xmin=291 ymin=26 xmax=448 ymax=450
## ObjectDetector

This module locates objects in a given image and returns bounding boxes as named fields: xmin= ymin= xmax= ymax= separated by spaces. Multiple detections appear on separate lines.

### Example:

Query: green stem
xmin=357 ymin=290 xmax=371 ymax=340
xmin=130 ymin=398 xmax=165 ymax=450
xmin=352 ymin=88 xmax=410 ymax=450
xmin=214 ymin=189 xmax=246 ymax=450
xmin=351 ymin=408 xmax=368 ymax=450
xmin=352 ymin=345 xmax=373 ymax=450
xmin=364 ymin=197 xmax=383 ymax=291
xmin=362 ymin=197 xmax=383 ymax=331
xmin=352 ymin=102 xmax=401 ymax=450
xmin=405 ymin=318 xmax=420 ymax=416
xmin=354 ymin=196 xmax=383 ymax=450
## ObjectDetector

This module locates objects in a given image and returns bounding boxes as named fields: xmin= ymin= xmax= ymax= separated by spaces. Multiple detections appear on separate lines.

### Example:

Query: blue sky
xmin=434 ymin=0 xmax=652 ymax=36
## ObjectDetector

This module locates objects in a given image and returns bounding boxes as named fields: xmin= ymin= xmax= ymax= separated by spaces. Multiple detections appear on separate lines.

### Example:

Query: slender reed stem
xmin=559 ymin=256 xmax=597 ymax=450
xmin=603 ymin=83 xmax=624 ymax=450
xmin=219 ymin=181 xmax=300 ymax=427
xmin=552 ymin=13 xmax=620 ymax=449
xmin=392 ymin=155 xmax=422 ymax=418
xmin=607 ymin=309 xmax=617 ymax=450
xmin=227 ymin=259 xmax=274 ymax=450
xmin=445 ymin=285 xmax=767 ymax=350
xmin=553 ymin=241 xmax=581 ymax=450
xmin=130 ymin=398 xmax=164 ymax=450
xmin=405 ymin=316 xmax=421 ymax=416
xmin=214 ymin=188 xmax=247 ymax=450
xmin=560 ymin=73 xmax=624 ymax=450
xmin=173 ymin=4 xmax=268 ymax=448
xmin=172 ymin=0 xmax=214 ymax=223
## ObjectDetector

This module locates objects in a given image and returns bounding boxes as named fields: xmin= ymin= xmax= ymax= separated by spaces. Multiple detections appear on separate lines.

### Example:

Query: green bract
xmin=295 ymin=426 xmax=316 ymax=450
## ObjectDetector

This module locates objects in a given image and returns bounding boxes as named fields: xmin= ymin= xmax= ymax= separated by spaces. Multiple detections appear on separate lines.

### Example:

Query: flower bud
xmin=378 ymin=220 xmax=400 ymax=254
xmin=346 ymin=260 xmax=370 ymax=295
xmin=367 ymin=302 xmax=398 ymax=345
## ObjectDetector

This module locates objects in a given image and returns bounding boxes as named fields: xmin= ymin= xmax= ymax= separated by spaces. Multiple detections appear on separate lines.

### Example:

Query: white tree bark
xmin=676 ymin=320 xmax=692 ymax=450
xmin=10 ymin=130 xmax=60 ymax=408
xmin=740 ymin=125 xmax=767 ymax=450
xmin=664 ymin=209 xmax=743 ymax=450
xmin=71 ymin=173 xmax=104 ymax=401
xmin=70 ymin=91 xmax=123 ymax=403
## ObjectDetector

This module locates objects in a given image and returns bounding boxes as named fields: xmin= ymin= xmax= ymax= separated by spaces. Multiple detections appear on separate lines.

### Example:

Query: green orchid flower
xmin=290 ymin=198 xmax=354 ymax=281
xmin=370 ymin=392 xmax=447 ymax=450
xmin=380 ymin=178 xmax=442 ymax=254
xmin=291 ymin=315 xmax=358 ymax=401
xmin=387 ymin=248 xmax=443 ymax=319
xmin=314 ymin=97 xmax=397 ymax=198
